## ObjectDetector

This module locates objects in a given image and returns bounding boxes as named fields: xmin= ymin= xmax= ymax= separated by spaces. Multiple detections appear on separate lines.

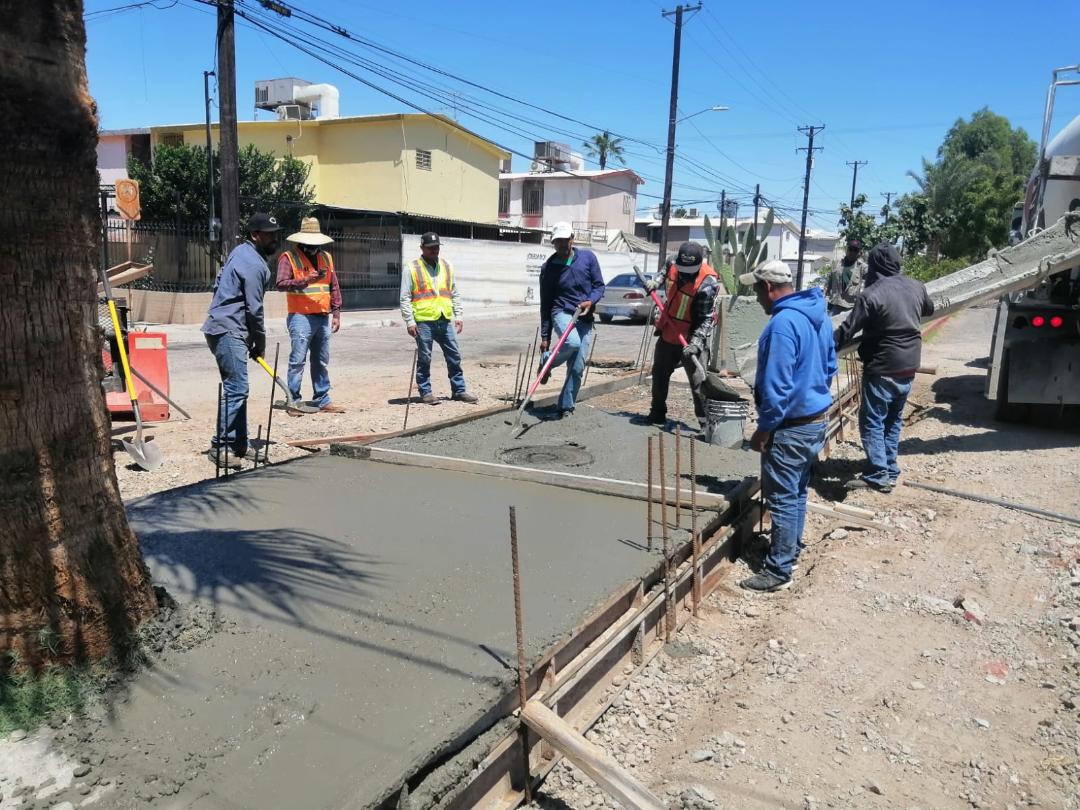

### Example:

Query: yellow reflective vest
xmin=408 ymin=258 xmax=455 ymax=322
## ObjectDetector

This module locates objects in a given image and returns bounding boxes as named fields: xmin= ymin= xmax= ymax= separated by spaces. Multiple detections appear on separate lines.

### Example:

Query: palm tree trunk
xmin=0 ymin=0 xmax=156 ymax=668
xmin=600 ymin=150 xmax=607 ymax=171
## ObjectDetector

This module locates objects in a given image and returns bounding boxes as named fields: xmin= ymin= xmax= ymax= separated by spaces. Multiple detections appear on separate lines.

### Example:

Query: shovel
xmin=254 ymin=356 xmax=320 ymax=414
xmin=507 ymin=308 xmax=582 ymax=435
xmin=631 ymin=266 xmax=742 ymax=402
xmin=99 ymin=273 xmax=164 ymax=471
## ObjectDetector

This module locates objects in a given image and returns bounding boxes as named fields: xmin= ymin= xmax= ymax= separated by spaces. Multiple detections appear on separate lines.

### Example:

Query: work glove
xmin=249 ymin=332 xmax=267 ymax=361
xmin=682 ymin=342 xmax=701 ymax=360
xmin=643 ymin=276 xmax=662 ymax=294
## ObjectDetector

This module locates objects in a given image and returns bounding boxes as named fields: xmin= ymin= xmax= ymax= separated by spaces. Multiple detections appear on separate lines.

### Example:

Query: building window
xmin=162 ymin=132 xmax=183 ymax=148
xmin=498 ymin=181 xmax=511 ymax=216
xmin=522 ymin=179 xmax=544 ymax=216
xmin=623 ymin=194 xmax=632 ymax=215
xmin=416 ymin=149 xmax=432 ymax=171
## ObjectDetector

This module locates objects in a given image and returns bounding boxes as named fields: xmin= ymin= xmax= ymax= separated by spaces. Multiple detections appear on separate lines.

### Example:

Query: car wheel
xmin=599 ymin=314 xmax=613 ymax=324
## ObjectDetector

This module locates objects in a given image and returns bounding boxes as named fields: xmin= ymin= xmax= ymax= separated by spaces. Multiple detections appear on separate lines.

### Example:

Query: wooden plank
xmin=334 ymin=445 xmax=733 ymax=511
xmin=520 ymin=702 xmax=665 ymax=810
xmin=805 ymin=501 xmax=885 ymax=529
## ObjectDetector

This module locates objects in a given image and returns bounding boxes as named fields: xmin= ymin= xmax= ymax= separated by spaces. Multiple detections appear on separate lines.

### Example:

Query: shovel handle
xmin=106 ymin=299 xmax=139 ymax=402
xmin=632 ymin=265 xmax=688 ymax=348
xmin=256 ymin=355 xmax=292 ymax=398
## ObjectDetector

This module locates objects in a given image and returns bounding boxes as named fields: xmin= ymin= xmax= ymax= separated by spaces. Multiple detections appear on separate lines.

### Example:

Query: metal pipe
xmin=646 ymin=436 xmax=654 ymax=552
xmin=262 ymin=342 xmax=280 ymax=466
xmin=691 ymin=436 xmax=700 ymax=616
xmin=904 ymin=480 xmax=1080 ymax=528
xmin=674 ymin=424 xmax=682 ymax=529
xmin=403 ymin=348 xmax=418 ymax=431
xmin=508 ymin=506 xmax=532 ymax=803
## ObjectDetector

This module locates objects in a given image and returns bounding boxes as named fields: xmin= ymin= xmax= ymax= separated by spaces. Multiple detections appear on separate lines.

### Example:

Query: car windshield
xmin=607 ymin=274 xmax=643 ymax=288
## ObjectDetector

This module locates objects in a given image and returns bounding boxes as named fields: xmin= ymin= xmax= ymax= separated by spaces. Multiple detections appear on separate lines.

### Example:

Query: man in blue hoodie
xmin=738 ymin=260 xmax=837 ymax=592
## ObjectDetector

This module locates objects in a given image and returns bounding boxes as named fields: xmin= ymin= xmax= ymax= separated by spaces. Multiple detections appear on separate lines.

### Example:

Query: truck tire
xmin=994 ymin=349 xmax=1027 ymax=423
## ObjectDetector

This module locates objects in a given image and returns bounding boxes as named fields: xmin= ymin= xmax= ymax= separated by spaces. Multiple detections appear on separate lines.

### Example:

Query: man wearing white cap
xmin=737 ymin=260 xmax=836 ymax=593
xmin=276 ymin=217 xmax=346 ymax=413
xmin=537 ymin=222 xmax=606 ymax=416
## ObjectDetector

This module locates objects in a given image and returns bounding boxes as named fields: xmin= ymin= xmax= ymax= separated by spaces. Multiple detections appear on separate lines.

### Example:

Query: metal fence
xmin=107 ymin=220 xmax=403 ymax=307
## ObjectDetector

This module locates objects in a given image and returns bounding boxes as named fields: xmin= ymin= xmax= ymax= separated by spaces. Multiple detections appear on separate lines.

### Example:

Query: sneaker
xmin=452 ymin=392 xmax=479 ymax=404
xmin=206 ymin=447 xmax=243 ymax=470
xmin=420 ymin=393 xmax=439 ymax=405
xmin=845 ymin=478 xmax=893 ymax=494
xmin=739 ymin=571 xmax=792 ymax=592
xmin=319 ymin=403 xmax=347 ymax=413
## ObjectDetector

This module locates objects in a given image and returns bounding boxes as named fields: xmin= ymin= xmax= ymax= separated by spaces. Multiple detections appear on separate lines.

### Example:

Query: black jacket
xmin=834 ymin=244 xmax=935 ymax=376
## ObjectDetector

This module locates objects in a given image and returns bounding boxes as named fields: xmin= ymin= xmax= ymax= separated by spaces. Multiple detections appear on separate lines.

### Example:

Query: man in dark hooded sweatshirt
xmin=835 ymin=244 xmax=935 ymax=493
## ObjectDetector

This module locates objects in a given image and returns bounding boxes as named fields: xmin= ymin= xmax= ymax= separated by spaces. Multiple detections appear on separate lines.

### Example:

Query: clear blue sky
xmin=85 ymin=0 xmax=1080 ymax=232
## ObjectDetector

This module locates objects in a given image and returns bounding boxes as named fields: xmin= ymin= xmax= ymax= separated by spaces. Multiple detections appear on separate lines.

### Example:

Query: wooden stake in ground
xmin=520 ymin=702 xmax=665 ymax=810
xmin=508 ymin=506 xmax=532 ymax=803
xmin=691 ymin=436 xmax=700 ymax=616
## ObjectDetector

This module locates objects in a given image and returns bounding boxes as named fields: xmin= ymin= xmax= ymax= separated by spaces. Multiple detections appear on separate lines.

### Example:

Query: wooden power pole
xmin=217 ymin=0 xmax=240 ymax=251
xmin=796 ymin=125 xmax=824 ymax=290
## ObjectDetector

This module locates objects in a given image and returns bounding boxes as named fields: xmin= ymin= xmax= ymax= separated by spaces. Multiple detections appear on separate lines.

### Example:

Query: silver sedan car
xmin=596 ymin=272 xmax=664 ymax=324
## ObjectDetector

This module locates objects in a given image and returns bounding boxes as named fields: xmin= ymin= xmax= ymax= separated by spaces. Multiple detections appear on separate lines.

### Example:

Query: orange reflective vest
xmin=408 ymin=258 xmax=455 ymax=321
xmin=659 ymin=262 xmax=717 ymax=345
xmin=283 ymin=249 xmax=334 ymax=315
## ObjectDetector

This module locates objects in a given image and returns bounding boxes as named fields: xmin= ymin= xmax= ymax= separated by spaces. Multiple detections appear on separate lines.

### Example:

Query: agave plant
xmin=703 ymin=208 xmax=774 ymax=295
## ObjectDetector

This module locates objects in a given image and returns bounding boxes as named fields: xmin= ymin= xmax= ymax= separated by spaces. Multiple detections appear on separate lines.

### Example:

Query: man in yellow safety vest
xmin=276 ymin=217 xmax=346 ymax=413
xmin=399 ymin=232 xmax=478 ymax=405
xmin=643 ymin=241 xmax=719 ymax=426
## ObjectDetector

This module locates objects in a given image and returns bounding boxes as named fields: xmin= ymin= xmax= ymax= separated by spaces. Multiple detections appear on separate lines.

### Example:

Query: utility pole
xmin=203 ymin=70 xmax=216 ymax=243
xmin=657 ymin=3 xmax=702 ymax=274
xmin=217 ymin=0 xmax=240 ymax=251
xmin=881 ymin=191 xmax=896 ymax=222
xmin=753 ymin=183 xmax=760 ymax=230
xmin=846 ymin=160 xmax=868 ymax=209
xmin=718 ymin=189 xmax=727 ymax=247
xmin=796 ymin=125 xmax=824 ymax=290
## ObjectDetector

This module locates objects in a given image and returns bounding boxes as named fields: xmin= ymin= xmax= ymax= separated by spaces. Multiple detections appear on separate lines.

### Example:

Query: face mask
xmin=257 ymin=237 xmax=279 ymax=257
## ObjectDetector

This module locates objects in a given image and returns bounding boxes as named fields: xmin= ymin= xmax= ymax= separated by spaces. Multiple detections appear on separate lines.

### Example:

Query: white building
xmin=499 ymin=168 xmax=643 ymax=246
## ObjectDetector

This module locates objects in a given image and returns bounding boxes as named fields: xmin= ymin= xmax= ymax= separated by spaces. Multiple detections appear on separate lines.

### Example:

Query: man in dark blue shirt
xmin=201 ymin=213 xmax=281 ymax=468
xmin=537 ymin=222 xmax=606 ymax=416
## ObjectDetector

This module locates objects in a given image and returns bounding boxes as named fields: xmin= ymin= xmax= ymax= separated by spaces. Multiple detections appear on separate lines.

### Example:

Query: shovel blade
xmin=122 ymin=437 xmax=164 ymax=471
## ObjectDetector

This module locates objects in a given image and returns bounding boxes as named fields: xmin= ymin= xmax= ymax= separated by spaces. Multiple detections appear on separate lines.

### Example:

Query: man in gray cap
xmin=399 ymin=232 xmax=478 ymax=404
xmin=202 ymin=212 xmax=281 ymax=468
xmin=737 ymin=260 xmax=836 ymax=592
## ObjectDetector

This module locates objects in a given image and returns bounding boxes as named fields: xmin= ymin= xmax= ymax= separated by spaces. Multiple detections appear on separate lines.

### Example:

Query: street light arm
xmin=676 ymin=105 xmax=730 ymax=123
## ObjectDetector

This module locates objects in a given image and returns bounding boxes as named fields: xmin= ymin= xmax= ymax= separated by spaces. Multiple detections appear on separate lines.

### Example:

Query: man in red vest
xmin=276 ymin=217 xmax=346 ymax=413
xmin=643 ymin=241 xmax=719 ymax=426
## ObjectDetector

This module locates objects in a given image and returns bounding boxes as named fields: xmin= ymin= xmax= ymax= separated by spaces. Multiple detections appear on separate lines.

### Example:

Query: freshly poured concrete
xmin=102 ymin=456 xmax=662 ymax=809
xmin=376 ymin=402 xmax=760 ymax=497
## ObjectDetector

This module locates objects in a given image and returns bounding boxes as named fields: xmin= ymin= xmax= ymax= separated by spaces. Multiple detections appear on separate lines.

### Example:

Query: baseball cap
xmin=551 ymin=222 xmax=574 ymax=240
xmin=246 ymin=212 xmax=281 ymax=233
xmin=674 ymin=242 xmax=704 ymax=272
xmin=420 ymin=232 xmax=440 ymax=247
xmin=738 ymin=259 xmax=792 ymax=287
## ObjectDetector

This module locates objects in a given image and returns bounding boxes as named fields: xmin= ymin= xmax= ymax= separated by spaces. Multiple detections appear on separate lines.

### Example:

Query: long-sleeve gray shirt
xmin=201 ymin=240 xmax=271 ymax=341
xmin=399 ymin=256 xmax=463 ymax=326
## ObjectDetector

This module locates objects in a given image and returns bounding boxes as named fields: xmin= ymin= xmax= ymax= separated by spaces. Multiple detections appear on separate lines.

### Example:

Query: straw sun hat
xmin=287 ymin=217 xmax=334 ymax=246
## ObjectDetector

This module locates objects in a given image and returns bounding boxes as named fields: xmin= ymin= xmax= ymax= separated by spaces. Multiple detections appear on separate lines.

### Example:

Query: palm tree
xmin=1 ymin=1 xmax=156 ymax=667
xmin=583 ymin=131 xmax=626 ymax=171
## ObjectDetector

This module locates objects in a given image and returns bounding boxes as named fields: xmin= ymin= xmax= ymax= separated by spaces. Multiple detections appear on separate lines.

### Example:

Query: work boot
xmin=845 ymin=478 xmax=893 ymax=494
xmin=738 ymin=571 xmax=791 ymax=592
xmin=420 ymin=393 xmax=439 ymax=405
xmin=452 ymin=391 xmax=479 ymax=404
xmin=319 ymin=403 xmax=347 ymax=413
xmin=206 ymin=447 xmax=243 ymax=470
xmin=646 ymin=411 xmax=666 ymax=425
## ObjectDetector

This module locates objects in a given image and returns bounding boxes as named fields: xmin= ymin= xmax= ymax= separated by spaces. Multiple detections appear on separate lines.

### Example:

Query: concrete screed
xmin=90 ymin=453 xmax=675 ymax=809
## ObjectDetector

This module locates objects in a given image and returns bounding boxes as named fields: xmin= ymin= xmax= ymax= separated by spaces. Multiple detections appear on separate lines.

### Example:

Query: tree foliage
xmin=127 ymin=143 xmax=315 ymax=229
xmin=582 ymin=131 xmax=625 ymax=171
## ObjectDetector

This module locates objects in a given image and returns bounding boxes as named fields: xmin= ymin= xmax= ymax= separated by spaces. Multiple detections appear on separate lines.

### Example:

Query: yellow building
xmin=149 ymin=113 xmax=509 ymax=223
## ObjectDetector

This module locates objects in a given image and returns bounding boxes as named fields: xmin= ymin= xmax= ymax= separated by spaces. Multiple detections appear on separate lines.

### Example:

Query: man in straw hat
xmin=276 ymin=216 xmax=346 ymax=413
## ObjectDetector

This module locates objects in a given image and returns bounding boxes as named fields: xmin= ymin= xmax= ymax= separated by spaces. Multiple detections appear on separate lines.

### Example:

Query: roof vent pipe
xmin=294 ymin=83 xmax=340 ymax=119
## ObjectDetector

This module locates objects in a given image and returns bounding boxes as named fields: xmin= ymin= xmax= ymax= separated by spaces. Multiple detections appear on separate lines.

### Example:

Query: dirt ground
xmin=532 ymin=306 xmax=1080 ymax=810
xmin=3 ymin=306 xmax=1079 ymax=810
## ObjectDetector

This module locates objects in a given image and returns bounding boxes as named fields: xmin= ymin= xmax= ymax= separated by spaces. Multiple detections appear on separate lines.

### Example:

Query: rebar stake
xmin=262 ymin=342 xmax=281 ymax=466
xmin=403 ymin=348 xmax=418 ymax=432
xmin=223 ymin=389 xmax=230 ymax=479
xmin=691 ymin=436 xmax=701 ymax=616
xmin=582 ymin=333 xmax=598 ymax=389
xmin=254 ymin=425 xmax=262 ymax=469
xmin=508 ymin=506 xmax=532 ymax=803
xmin=658 ymin=431 xmax=672 ymax=643
xmin=512 ymin=352 xmax=523 ymax=405
xmin=215 ymin=383 xmax=223 ymax=480
xmin=674 ymin=424 xmax=682 ymax=529
xmin=646 ymin=436 xmax=654 ymax=552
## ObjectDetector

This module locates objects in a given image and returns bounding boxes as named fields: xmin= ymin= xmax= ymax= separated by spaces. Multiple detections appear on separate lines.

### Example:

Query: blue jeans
xmin=415 ymin=318 xmax=465 ymax=396
xmin=762 ymin=421 xmax=827 ymax=579
xmin=287 ymin=312 xmax=332 ymax=406
xmin=206 ymin=333 xmax=249 ymax=456
xmin=859 ymin=374 xmax=914 ymax=486
xmin=541 ymin=310 xmax=595 ymax=412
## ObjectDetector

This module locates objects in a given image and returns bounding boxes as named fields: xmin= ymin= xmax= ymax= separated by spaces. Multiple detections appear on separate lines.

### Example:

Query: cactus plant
xmin=704 ymin=208 xmax=774 ymax=295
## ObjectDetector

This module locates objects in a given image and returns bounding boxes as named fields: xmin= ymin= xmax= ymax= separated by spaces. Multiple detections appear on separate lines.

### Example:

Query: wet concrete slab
xmin=374 ymin=401 xmax=760 ymax=498
xmin=110 ymin=455 xmax=663 ymax=809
